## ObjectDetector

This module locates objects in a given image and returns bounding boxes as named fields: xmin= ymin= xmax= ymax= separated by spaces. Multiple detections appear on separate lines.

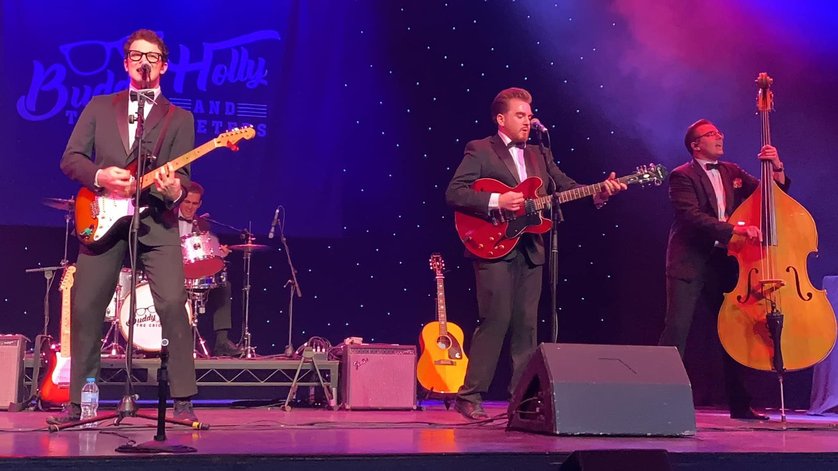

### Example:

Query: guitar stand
xmin=281 ymin=346 xmax=337 ymax=411
xmin=418 ymin=389 xmax=456 ymax=410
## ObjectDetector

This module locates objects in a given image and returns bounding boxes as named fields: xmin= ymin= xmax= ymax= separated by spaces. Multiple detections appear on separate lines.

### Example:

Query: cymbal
xmin=42 ymin=197 xmax=74 ymax=211
xmin=229 ymin=243 xmax=270 ymax=252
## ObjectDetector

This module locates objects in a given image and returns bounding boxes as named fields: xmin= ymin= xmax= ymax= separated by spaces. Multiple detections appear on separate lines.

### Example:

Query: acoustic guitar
xmin=417 ymin=253 xmax=468 ymax=394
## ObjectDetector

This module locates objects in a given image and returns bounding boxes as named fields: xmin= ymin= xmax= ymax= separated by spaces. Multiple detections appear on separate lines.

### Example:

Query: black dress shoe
xmin=46 ymin=403 xmax=81 ymax=425
xmin=173 ymin=399 xmax=199 ymax=422
xmin=730 ymin=407 xmax=769 ymax=420
xmin=454 ymin=399 xmax=489 ymax=421
xmin=214 ymin=339 xmax=243 ymax=357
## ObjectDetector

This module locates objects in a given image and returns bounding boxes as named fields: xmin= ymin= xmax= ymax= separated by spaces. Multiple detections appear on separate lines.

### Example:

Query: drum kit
xmin=42 ymin=196 xmax=270 ymax=358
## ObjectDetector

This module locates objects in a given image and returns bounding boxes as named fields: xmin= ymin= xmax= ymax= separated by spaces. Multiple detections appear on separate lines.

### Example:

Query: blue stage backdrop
xmin=1 ymin=1 xmax=837 ymax=406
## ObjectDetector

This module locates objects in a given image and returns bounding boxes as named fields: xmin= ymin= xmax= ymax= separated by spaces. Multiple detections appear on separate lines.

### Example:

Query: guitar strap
xmin=150 ymin=103 xmax=176 ymax=165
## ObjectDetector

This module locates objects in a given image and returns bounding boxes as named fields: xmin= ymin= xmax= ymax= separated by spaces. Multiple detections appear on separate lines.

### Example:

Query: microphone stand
xmin=275 ymin=207 xmax=302 ymax=357
xmin=536 ymin=130 xmax=564 ymax=343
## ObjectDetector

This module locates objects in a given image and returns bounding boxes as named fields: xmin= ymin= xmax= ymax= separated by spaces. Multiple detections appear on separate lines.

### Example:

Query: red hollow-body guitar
xmin=40 ymin=265 xmax=76 ymax=405
xmin=454 ymin=164 xmax=667 ymax=259
xmin=417 ymin=253 xmax=468 ymax=394
xmin=75 ymin=127 xmax=255 ymax=247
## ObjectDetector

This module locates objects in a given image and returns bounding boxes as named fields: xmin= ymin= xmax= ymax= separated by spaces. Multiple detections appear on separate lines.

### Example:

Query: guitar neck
xmin=138 ymin=139 xmax=219 ymax=190
xmin=540 ymin=175 xmax=636 ymax=206
xmin=436 ymin=275 xmax=448 ymax=336
xmin=59 ymin=270 xmax=74 ymax=358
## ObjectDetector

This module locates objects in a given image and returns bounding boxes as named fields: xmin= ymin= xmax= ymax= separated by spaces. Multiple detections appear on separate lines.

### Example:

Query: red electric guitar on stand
xmin=40 ymin=265 xmax=76 ymax=405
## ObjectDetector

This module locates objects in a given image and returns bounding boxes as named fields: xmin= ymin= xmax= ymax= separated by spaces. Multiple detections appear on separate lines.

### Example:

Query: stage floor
xmin=1 ymin=402 xmax=837 ymax=470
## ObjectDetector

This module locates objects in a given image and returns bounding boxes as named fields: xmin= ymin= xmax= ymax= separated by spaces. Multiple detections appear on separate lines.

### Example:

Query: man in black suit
xmin=445 ymin=87 xmax=626 ymax=420
xmin=659 ymin=118 xmax=788 ymax=420
xmin=177 ymin=181 xmax=242 ymax=357
xmin=50 ymin=29 xmax=199 ymax=424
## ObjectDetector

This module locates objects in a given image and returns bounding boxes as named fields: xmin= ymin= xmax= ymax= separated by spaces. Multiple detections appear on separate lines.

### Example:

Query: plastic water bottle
xmin=80 ymin=377 xmax=99 ymax=426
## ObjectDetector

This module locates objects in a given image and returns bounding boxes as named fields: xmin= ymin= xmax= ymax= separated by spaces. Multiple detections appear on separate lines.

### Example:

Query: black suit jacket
xmin=445 ymin=134 xmax=580 ymax=265
xmin=665 ymin=159 xmax=790 ymax=281
xmin=60 ymin=90 xmax=195 ymax=247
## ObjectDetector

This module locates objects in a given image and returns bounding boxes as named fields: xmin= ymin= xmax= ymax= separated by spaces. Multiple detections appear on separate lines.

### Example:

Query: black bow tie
xmin=130 ymin=90 xmax=155 ymax=102
xmin=507 ymin=141 xmax=526 ymax=149
xmin=705 ymin=162 xmax=721 ymax=171
xmin=178 ymin=216 xmax=193 ymax=223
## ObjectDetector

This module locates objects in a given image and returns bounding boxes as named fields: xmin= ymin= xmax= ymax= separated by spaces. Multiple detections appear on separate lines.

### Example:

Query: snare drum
xmin=105 ymin=268 xmax=143 ymax=320
xmin=118 ymin=281 xmax=192 ymax=352
xmin=181 ymin=231 xmax=224 ymax=278
xmin=185 ymin=270 xmax=228 ymax=291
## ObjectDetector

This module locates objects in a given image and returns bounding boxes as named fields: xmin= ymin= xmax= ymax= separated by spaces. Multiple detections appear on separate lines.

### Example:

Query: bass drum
xmin=105 ymin=268 xmax=143 ymax=320
xmin=118 ymin=281 xmax=192 ymax=352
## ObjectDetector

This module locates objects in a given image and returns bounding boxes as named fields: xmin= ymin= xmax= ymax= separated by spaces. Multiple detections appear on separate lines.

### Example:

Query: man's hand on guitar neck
xmin=153 ymin=163 xmax=183 ymax=202
xmin=96 ymin=167 xmax=135 ymax=197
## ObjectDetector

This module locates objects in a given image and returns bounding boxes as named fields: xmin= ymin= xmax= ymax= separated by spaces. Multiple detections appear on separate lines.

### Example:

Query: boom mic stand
xmin=13 ymin=199 xmax=75 ymax=411
xmin=535 ymin=128 xmax=564 ymax=343
xmin=275 ymin=207 xmax=302 ymax=357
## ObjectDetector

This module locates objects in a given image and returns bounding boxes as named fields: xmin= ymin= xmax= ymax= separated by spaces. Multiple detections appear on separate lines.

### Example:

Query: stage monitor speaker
xmin=559 ymin=449 xmax=672 ymax=471
xmin=341 ymin=344 xmax=417 ymax=410
xmin=0 ymin=335 xmax=28 ymax=410
xmin=507 ymin=343 xmax=695 ymax=436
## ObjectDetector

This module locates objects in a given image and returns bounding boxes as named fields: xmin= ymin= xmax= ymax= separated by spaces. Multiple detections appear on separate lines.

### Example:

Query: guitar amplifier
xmin=0 ymin=335 xmax=28 ymax=410
xmin=341 ymin=344 xmax=417 ymax=410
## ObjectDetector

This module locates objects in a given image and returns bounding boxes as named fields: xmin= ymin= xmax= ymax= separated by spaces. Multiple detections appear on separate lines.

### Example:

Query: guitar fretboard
xmin=436 ymin=275 xmax=448 ymax=337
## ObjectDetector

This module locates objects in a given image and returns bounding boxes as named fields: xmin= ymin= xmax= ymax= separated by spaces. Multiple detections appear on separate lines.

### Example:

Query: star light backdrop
xmin=1 ymin=0 xmax=836 ymax=406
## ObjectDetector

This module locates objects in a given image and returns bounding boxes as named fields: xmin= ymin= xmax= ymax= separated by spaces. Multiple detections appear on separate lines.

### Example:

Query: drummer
xmin=177 ymin=182 xmax=243 ymax=357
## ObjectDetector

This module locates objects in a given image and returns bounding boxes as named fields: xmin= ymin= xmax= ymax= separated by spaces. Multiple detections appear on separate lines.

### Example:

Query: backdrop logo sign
xmin=16 ymin=30 xmax=280 ymax=137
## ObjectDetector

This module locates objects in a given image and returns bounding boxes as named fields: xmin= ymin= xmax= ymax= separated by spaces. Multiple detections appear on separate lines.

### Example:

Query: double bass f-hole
xmin=786 ymin=266 xmax=813 ymax=301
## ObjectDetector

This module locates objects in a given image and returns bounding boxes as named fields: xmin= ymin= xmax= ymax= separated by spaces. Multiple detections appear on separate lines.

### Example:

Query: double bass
xmin=718 ymin=74 xmax=836 ymax=386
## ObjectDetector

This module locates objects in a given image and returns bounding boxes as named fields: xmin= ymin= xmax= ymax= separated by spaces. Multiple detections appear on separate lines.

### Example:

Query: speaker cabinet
xmin=560 ymin=449 xmax=672 ymax=471
xmin=507 ymin=343 xmax=695 ymax=436
xmin=0 ymin=335 xmax=28 ymax=410
xmin=341 ymin=344 xmax=417 ymax=410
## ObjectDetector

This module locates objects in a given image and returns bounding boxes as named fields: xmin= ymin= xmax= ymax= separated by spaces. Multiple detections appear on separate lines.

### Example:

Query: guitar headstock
xmin=429 ymin=253 xmax=445 ymax=276
xmin=59 ymin=265 xmax=77 ymax=292
xmin=756 ymin=72 xmax=774 ymax=113
xmin=627 ymin=163 xmax=668 ymax=186
xmin=213 ymin=126 xmax=256 ymax=151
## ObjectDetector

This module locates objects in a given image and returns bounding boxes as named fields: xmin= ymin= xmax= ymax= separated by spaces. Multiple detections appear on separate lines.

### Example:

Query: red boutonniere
xmin=733 ymin=178 xmax=743 ymax=189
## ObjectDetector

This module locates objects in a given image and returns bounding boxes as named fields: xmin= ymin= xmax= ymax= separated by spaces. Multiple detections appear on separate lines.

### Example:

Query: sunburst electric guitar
xmin=75 ymin=127 xmax=256 ymax=246
xmin=417 ymin=253 xmax=468 ymax=394
xmin=454 ymin=164 xmax=668 ymax=259
xmin=40 ymin=265 xmax=76 ymax=405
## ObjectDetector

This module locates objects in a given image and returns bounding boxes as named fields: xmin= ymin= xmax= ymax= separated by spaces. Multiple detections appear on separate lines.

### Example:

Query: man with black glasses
xmin=50 ymin=29 xmax=199 ymax=424
xmin=659 ymin=119 xmax=787 ymax=420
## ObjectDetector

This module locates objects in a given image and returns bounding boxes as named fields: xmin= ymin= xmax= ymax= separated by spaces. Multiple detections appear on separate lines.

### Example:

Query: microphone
xmin=531 ymin=118 xmax=549 ymax=134
xmin=140 ymin=63 xmax=151 ymax=77
xmin=198 ymin=212 xmax=210 ymax=219
xmin=268 ymin=206 xmax=280 ymax=239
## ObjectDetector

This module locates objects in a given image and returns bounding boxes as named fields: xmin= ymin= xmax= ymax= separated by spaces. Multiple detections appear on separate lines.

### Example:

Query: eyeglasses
xmin=127 ymin=50 xmax=163 ymax=64
xmin=695 ymin=130 xmax=724 ymax=140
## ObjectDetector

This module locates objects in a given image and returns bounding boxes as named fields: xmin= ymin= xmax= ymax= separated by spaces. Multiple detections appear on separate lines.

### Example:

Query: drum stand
xmin=240 ymin=235 xmax=256 ymax=359
xmin=187 ymin=290 xmax=210 ymax=358
xmin=101 ymin=285 xmax=126 ymax=357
